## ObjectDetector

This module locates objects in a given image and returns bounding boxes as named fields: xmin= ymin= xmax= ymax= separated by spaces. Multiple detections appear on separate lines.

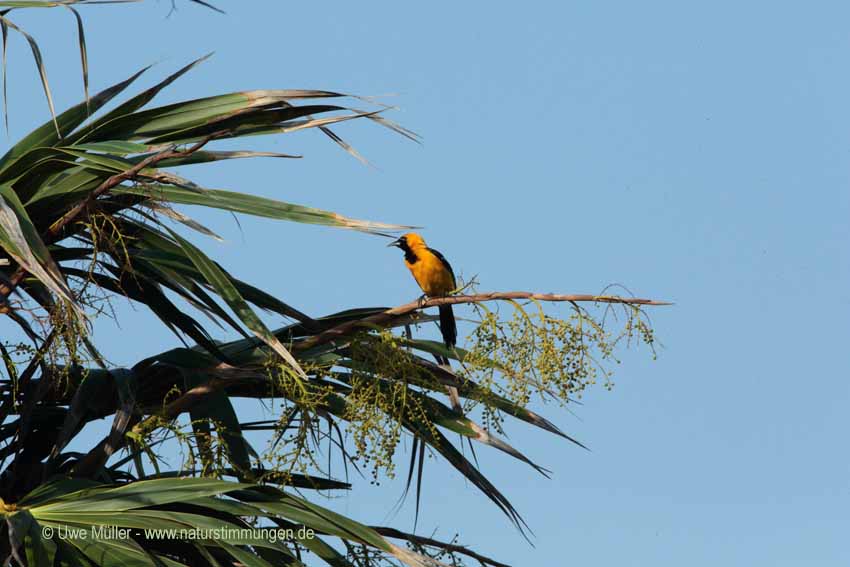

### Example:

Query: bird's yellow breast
xmin=406 ymin=250 xmax=455 ymax=296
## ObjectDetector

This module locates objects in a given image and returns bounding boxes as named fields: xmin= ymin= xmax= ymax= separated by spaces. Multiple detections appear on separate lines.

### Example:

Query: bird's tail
xmin=439 ymin=304 xmax=457 ymax=349
xmin=438 ymin=305 xmax=459 ymax=412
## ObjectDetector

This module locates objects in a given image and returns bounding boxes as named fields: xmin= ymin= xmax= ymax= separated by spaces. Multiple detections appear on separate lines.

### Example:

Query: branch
xmin=295 ymin=291 xmax=671 ymax=352
xmin=0 ymin=131 xmax=227 ymax=303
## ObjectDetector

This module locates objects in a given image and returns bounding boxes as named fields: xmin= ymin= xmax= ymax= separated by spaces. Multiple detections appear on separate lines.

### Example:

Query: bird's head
xmin=388 ymin=232 xmax=426 ymax=251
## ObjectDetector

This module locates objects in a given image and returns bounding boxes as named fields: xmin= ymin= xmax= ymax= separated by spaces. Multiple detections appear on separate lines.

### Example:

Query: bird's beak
xmin=387 ymin=238 xmax=401 ymax=248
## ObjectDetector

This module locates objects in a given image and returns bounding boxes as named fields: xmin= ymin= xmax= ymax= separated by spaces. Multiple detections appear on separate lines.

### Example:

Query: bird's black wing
xmin=426 ymin=246 xmax=458 ymax=348
xmin=426 ymin=247 xmax=456 ymax=286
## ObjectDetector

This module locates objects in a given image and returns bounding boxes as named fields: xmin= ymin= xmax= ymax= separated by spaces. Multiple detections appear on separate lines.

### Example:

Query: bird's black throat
xmin=397 ymin=240 xmax=419 ymax=264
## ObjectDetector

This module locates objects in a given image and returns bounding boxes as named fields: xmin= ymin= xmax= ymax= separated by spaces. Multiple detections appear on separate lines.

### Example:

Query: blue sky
xmin=3 ymin=1 xmax=849 ymax=566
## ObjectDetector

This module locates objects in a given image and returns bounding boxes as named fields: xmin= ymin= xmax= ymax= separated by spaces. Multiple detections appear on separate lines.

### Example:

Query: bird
xmin=388 ymin=232 xmax=457 ymax=348
xmin=388 ymin=233 xmax=463 ymax=412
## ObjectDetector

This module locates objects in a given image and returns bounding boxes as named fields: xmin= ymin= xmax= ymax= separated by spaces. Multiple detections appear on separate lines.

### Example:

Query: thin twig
xmin=375 ymin=527 xmax=511 ymax=567
xmin=72 ymin=375 xmax=226 ymax=477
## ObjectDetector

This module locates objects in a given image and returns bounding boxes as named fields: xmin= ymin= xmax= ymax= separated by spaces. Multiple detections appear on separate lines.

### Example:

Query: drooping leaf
xmin=0 ymin=184 xmax=82 ymax=319
xmin=0 ymin=14 xmax=58 ymax=136
xmin=115 ymin=184 xmax=412 ymax=234
xmin=165 ymin=228 xmax=308 ymax=380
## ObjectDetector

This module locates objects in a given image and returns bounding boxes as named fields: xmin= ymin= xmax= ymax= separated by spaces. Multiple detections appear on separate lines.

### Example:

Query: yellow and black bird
xmin=388 ymin=232 xmax=457 ymax=349
xmin=389 ymin=232 xmax=463 ymax=412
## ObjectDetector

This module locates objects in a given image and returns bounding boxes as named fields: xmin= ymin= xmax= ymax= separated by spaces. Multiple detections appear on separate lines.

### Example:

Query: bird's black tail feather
xmin=438 ymin=304 xmax=457 ymax=348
